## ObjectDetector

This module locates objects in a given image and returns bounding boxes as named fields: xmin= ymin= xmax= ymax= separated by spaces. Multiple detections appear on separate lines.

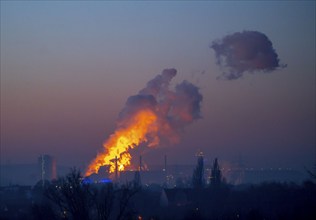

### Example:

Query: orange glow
xmin=85 ymin=109 xmax=159 ymax=176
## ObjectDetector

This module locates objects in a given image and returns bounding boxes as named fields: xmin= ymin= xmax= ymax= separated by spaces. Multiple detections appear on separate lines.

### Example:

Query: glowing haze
xmin=1 ymin=1 xmax=315 ymax=177
xmin=85 ymin=69 xmax=202 ymax=176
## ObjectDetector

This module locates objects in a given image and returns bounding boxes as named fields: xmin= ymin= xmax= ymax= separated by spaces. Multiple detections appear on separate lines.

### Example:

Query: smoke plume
xmin=85 ymin=68 xmax=202 ymax=175
xmin=119 ymin=68 xmax=202 ymax=145
xmin=211 ymin=30 xmax=286 ymax=80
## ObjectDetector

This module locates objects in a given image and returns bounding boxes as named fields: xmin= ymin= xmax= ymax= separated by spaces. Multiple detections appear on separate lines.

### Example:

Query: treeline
xmin=1 ymin=165 xmax=316 ymax=220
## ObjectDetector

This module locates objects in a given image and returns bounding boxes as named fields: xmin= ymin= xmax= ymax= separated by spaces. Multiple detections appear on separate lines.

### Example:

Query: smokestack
xmin=115 ymin=156 xmax=118 ymax=182
xmin=41 ymin=155 xmax=45 ymax=187
xmin=164 ymin=154 xmax=167 ymax=172
xmin=139 ymin=155 xmax=142 ymax=172
xmin=38 ymin=154 xmax=56 ymax=187
xmin=314 ymin=145 xmax=316 ymax=175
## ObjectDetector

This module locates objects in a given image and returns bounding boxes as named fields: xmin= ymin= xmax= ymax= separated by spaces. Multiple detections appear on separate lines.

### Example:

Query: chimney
xmin=115 ymin=156 xmax=118 ymax=182
xmin=164 ymin=155 xmax=167 ymax=172
xmin=139 ymin=155 xmax=142 ymax=172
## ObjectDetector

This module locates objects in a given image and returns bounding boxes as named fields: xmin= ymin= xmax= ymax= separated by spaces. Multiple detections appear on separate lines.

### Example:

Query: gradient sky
xmin=1 ymin=1 xmax=315 ymax=171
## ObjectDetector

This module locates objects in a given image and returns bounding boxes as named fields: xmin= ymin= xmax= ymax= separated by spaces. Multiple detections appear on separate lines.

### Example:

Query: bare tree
xmin=115 ymin=182 xmax=138 ymax=220
xmin=45 ymin=168 xmax=91 ymax=220
xmin=305 ymin=165 xmax=316 ymax=181
xmin=43 ymin=168 xmax=138 ymax=220
xmin=90 ymin=183 xmax=115 ymax=220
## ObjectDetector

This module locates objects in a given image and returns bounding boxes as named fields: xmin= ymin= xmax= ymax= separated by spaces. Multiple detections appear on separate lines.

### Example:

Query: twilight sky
xmin=1 ymin=1 xmax=315 ymax=171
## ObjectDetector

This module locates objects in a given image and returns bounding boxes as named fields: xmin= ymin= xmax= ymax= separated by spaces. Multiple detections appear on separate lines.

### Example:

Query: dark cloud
xmin=170 ymin=80 xmax=203 ymax=127
xmin=211 ymin=30 xmax=286 ymax=80
xmin=140 ymin=68 xmax=177 ymax=97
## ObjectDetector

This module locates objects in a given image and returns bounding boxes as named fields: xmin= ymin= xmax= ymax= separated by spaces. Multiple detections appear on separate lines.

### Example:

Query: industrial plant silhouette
xmin=1 ymin=154 xmax=316 ymax=220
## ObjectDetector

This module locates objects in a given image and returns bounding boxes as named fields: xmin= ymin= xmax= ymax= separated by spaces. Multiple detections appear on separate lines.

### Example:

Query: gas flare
xmin=85 ymin=69 xmax=202 ymax=176
xmin=85 ymin=109 xmax=159 ymax=176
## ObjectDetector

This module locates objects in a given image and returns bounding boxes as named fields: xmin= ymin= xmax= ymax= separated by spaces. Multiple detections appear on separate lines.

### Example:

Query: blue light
xmin=82 ymin=177 xmax=93 ymax=184
xmin=99 ymin=178 xmax=112 ymax=184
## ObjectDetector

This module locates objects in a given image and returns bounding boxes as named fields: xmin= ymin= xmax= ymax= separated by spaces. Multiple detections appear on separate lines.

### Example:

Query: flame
xmin=85 ymin=109 xmax=159 ymax=176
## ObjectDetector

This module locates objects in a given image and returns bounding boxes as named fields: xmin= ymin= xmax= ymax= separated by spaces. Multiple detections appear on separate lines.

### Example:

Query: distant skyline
xmin=1 ymin=1 xmax=315 ymax=172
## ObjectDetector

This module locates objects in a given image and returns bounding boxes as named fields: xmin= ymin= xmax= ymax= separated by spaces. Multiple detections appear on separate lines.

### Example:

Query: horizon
xmin=1 ymin=1 xmax=315 ymax=181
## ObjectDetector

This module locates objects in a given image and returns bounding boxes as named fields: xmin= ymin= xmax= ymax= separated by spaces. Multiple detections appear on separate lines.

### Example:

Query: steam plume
xmin=211 ymin=30 xmax=286 ymax=80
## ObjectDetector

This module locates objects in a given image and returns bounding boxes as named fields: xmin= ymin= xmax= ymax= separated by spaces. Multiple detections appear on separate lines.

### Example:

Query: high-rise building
xmin=38 ymin=154 xmax=57 ymax=183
